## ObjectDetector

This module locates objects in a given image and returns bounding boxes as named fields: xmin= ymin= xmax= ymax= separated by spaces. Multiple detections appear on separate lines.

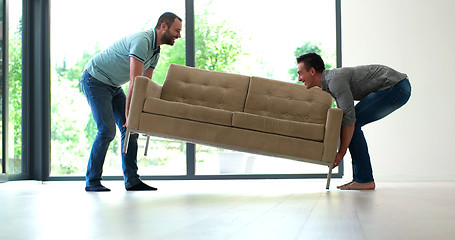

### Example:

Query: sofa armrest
xmin=126 ymin=76 xmax=163 ymax=130
xmin=321 ymin=107 xmax=343 ymax=163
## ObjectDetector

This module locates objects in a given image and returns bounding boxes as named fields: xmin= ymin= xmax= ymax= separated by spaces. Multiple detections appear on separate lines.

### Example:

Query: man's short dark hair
xmin=296 ymin=52 xmax=325 ymax=73
xmin=155 ymin=12 xmax=182 ymax=30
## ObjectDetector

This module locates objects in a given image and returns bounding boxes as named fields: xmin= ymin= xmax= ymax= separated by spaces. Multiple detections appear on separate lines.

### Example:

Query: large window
xmin=49 ymin=0 xmax=340 ymax=179
xmin=50 ymin=0 xmax=186 ymax=176
xmin=192 ymin=0 xmax=337 ymax=175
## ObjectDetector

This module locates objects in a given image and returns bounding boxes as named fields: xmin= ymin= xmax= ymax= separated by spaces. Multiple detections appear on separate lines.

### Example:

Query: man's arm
xmin=333 ymin=123 xmax=355 ymax=168
xmin=125 ymin=57 xmax=144 ymax=123
xmin=327 ymin=77 xmax=356 ymax=168
xmin=143 ymin=68 xmax=154 ymax=79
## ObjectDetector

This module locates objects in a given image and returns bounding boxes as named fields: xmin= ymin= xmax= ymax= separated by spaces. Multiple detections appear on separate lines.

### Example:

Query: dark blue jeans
xmin=350 ymin=79 xmax=411 ymax=183
xmin=80 ymin=71 xmax=140 ymax=188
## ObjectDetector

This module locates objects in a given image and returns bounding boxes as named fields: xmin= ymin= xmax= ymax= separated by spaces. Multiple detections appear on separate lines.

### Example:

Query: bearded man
xmin=80 ymin=12 xmax=182 ymax=192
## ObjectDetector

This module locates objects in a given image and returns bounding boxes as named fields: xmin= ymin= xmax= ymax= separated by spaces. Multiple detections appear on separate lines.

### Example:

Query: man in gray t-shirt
xmin=80 ymin=12 xmax=182 ymax=192
xmin=296 ymin=53 xmax=411 ymax=190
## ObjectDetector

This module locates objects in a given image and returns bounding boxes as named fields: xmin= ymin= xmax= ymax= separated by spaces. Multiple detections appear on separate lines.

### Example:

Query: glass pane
xmin=7 ymin=0 xmax=22 ymax=174
xmin=196 ymin=146 xmax=333 ymax=175
xmin=194 ymin=0 xmax=336 ymax=79
xmin=135 ymin=137 xmax=186 ymax=176
xmin=194 ymin=0 xmax=337 ymax=175
xmin=50 ymin=0 xmax=186 ymax=176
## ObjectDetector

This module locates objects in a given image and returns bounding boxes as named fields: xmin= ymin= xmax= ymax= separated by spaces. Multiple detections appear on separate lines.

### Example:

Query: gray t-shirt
xmin=321 ymin=65 xmax=408 ymax=126
xmin=85 ymin=29 xmax=160 ymax=87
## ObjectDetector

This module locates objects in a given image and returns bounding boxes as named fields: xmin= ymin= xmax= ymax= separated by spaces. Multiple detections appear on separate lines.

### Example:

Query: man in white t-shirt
xmin=81 ymin=12 xmax=182 ymax=192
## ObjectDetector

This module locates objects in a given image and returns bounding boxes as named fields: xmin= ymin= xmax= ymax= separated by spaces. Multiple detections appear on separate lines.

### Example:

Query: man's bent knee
xmin=96 ymin=129 xmax=116 ymax=142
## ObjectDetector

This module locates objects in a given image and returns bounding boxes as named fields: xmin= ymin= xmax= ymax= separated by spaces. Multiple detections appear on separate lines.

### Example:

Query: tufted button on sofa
xmin=124 ymin=64 xmax=343 ymax=189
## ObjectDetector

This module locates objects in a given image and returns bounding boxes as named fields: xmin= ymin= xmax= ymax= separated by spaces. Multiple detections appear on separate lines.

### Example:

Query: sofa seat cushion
xmin=143 ymin=97 xmax=233 ymax=126
xmin=232 ymin=112 xmax=325 ymax=141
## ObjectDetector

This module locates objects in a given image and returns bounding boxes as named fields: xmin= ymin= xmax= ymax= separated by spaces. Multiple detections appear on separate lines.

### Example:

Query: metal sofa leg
xmin=122 ymin=129 xmax=131 ymax=154
xmin=326 ymin=164 xmax=333 ymax=189
xmin=144 ymin=136 xmax=150 ymax=156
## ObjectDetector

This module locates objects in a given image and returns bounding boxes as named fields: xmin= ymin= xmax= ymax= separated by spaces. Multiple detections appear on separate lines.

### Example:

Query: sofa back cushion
xmin=244 ymin=77 xmax=333 ymax=124
xmin=161 ymin=64 xmax=250 ymax=112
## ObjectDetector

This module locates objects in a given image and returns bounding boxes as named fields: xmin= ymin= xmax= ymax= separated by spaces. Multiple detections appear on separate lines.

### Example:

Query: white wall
xmin=341 ymin=0 xmax=455 ymax=181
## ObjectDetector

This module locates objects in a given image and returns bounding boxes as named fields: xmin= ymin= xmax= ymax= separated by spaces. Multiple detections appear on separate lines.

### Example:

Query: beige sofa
xmin=124 ymin=64 xmax=343 ymax=189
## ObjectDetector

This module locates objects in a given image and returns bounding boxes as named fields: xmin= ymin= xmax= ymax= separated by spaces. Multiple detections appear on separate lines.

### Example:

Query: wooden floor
xmin=1 ymin=179 xmax=455 ymax=240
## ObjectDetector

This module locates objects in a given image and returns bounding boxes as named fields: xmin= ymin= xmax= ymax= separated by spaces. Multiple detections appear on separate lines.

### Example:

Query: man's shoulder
xmin=128 ymin=29 xmax=155 ymax=42
xmin=324 ymin=68 xmax=352 ymax=81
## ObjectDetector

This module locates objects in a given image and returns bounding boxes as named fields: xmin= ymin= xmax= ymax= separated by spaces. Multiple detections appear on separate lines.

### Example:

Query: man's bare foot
xmin=337 ymin=181 xmax=354 ymax=189
xmin=338 ymin=181 xmax=375 ymax=190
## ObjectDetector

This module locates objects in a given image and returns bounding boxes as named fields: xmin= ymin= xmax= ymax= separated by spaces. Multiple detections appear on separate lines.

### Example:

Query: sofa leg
xmin=144 ymin=136 xmax=150 ymax=156
xmin=326 ymin=164 xmax=333 ymax=190
xmin=122 ymin=129 xmax=131 ymax=154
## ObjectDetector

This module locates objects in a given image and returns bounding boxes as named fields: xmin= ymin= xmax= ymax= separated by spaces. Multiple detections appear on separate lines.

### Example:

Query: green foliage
xmin=152 ymin=12 xmax=243 ymax=84
xmin=288 ymin=42 xmax=335 ymax=81
xmin=53 ymin=47 xmax=104 ymax=172
xmin=56 ymin=44 xmax=101 ymax=91
xmin=8 ymin=21 xmax=23 ymax=171
xmin=194 ymin=15 xmax=242 ymax=72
